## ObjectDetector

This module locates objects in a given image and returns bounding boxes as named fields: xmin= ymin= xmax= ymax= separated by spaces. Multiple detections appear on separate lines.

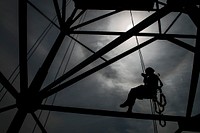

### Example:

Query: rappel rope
xmin=129 ymin=10 xmax=167 ymax=133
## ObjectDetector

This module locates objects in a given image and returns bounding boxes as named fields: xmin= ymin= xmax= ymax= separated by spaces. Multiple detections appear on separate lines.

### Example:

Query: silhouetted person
xmin=120 ymin=67 xmax=163 ymax=113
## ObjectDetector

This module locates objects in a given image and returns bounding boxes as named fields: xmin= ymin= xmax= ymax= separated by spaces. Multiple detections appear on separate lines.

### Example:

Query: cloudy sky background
xmin=0 ymin=0 xmax=200 ymax=133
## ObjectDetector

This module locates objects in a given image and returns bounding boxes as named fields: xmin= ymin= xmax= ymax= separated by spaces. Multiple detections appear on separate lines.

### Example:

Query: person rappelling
xmin=120 ymin=67 xmax=163 ymax=113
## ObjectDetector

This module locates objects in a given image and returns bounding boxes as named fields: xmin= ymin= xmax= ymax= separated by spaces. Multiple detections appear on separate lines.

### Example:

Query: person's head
xmin=145 ymin=67 xmax=155 ymax=75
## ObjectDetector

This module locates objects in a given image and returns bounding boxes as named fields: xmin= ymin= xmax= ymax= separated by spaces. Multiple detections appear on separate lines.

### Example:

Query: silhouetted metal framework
xmin=0 ymin=0 xmax=200 ymax=132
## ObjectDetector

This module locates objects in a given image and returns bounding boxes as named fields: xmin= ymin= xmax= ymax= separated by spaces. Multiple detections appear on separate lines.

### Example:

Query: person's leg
xmin=127 ymin=96 xmax=136 ymax=113
xmin=120 ymin=85 xmax=144 ymax=113
xmin=120 ymin=88 xmax=135 ymax=107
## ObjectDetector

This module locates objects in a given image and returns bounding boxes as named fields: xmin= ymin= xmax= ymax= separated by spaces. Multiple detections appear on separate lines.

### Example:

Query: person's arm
xmin=141 ymin=73 xmax=148 ymax=85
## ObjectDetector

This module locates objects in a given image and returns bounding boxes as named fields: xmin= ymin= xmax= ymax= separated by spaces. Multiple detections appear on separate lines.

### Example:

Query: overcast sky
xmin=0 ymin=0 xmax=200 ymax=133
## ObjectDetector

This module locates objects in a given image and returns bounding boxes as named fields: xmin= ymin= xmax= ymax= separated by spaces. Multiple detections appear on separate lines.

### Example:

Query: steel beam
xmin=7 ymin=110 xmax=27 ymax=133
xmin=166 ymin=37 xmax=195 ymax=52
xmin=186 ymin=29 xmax=200 ymax=117
xmin=31 ymin=112 xmax=47 ymax=133
xmin=0 ymin=104 xmax=16 ymax=113
xmin=53 ymin=0 xmax=63 ymax=27
xmin=70 ymin=10 xmax=122 ymax=30
xmin=0 ymin=72 xmax=18 ymax=98
xmin=185 ymin=5 xmax=200 ymax=29
xmin=19 ymin=0 xmax=28 ymax=93
xmin=68 ymin=35 xmax=107 ymax=61
xmin=29 ymin=32 xmax=66 ymax=93
xmin=62 ymin=0 xmax=66 ymax=22
xmin=70 ymin=31 xmax=197 ymax=39
xmin=40 ymin=105 xmax=185 ymax=122
xmin=27 ymin=1 xmax=60 ymax=29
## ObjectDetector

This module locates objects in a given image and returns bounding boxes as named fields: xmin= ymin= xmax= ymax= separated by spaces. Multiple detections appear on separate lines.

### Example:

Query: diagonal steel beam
xmin=0 ymin=72 xmax=18 ymax=98
xmin=27 ymin=1 xmax=60 ymax=29
xmin=53 ymin=0 xmax=63 ymax=27
xmin=31 ymin=112 xmax=47 ymax=133
xmin=40 ymin=37 xmax=156 ymax=98
xmin=42 ymin=6 xmax=171 ymax=93
xmin=70 ymin=10 xmax=122 ymax=30
xmin=186 ymin=29 xmax=200 ymax=117
xmin=166 ymin=37 xmax=195 ymax=52
xmin=40 ymin=105 xmax=185 ymax=122
xmin=29 ymin=32 xmax=66 ymax=93
xmin=19 ymin=0 xmax=28 ymax=93
xmin=68 ymin=9 xmax=85 ymax=26
xmin=0 ymin=104 xmax=16 ymax=113
xmin=68 ymin=35 xmax=107 ymax=61
xmin=7 ymin=110 xmax=27 ymax=133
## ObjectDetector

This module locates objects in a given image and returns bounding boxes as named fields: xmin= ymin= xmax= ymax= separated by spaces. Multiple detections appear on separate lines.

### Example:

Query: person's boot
xmin=120 ymin=102 xmax=128 ymax=108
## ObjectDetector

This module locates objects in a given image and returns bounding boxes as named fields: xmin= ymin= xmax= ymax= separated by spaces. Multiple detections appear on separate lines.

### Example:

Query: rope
xmin=129 ymin=10 xmax=167 ymax=133
xmin=130 ymin=11 xmax=145 ymax=73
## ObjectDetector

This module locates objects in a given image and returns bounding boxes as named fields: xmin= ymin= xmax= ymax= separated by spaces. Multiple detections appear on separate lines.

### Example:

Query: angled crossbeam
xmin=0 ymin=72 xmax=18 ymax=99
xmin=70 ymin=10 xmax=122 ymax=30
xmin=40 ymin=105 xmax=185 ymax=122
xmin=53 ymin=0 xmax=63 ymax=27
xmin=19 ymin=0 xmax=28 ymax=93
xmin=166 ymin=37 xmax=195 ymax=52
xmin=40 ymin=37 xmax=156 ymax=98
xmin=42 ymin=6 xmax=171 ymax=93
xmin=68 ymin=35 xmax=107 ymax=61
xmin=65 ymin=8 xmax=78 ymax=25
xmin=68 ymin=9 xmax=85 ymax=26
xmin=31 ymin=112 xmax=47 ymax=133
xmin=27 ymin=1 xmax=60 ymax=29
xmin=29 ymin=32 xmax=66 ymax=93
xmin=0 ymin=104 xmax=16 ymax=113
xmin=7 ymin=110 xmax=27 ymax=133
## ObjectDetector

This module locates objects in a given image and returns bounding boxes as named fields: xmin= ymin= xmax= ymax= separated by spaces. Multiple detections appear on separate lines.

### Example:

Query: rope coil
xmin=153 ymin=90 xmax=167 ymax=127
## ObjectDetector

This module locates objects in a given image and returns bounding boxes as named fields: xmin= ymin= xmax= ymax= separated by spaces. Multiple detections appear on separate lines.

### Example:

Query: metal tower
xmin=0 ymin=0 xmax=199 ymax=132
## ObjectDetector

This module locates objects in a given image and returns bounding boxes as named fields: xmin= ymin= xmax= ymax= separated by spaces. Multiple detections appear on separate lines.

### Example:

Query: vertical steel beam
xmin=186 ymin=5 xmax=200 ymax=117
xmin=62 ymin=0 xmax=66 ymax=22
xmin=185 ymin=5 xmax=200 ymax=29
xmin=186 ymin=29 xmax=200 ymax=117
xmin=19 ymin=0 xmax=28 ymax=93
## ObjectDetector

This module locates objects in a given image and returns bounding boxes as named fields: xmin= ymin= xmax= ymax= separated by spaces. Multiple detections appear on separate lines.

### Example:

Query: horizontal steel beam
xmin=40 ymin=105 xmax=185 ymax=122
